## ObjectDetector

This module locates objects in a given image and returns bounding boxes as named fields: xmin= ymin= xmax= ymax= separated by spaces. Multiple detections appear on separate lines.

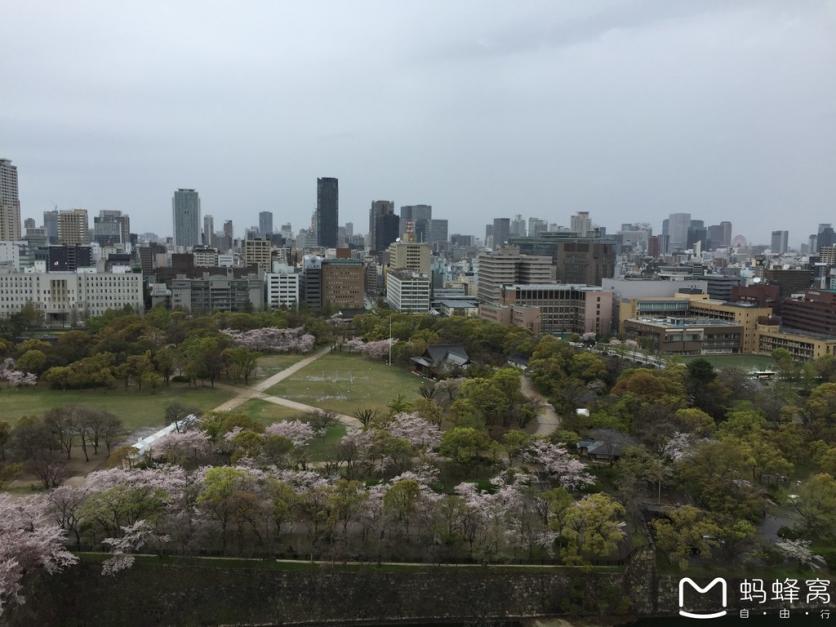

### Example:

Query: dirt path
xmin=520 ymin=376 xmax=560 ymax=437
xmin=211 ymin=346 xmax=361 ymax=429
xmin=213 ymin=346 xmax=333 ymax=413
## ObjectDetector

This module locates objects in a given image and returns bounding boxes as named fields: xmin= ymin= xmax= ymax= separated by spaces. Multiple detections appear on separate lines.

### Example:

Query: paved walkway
xmin=212 ymin=346 xmax=361 ymax=429
xmin=520 ymin=376 xmax=560 ymax=437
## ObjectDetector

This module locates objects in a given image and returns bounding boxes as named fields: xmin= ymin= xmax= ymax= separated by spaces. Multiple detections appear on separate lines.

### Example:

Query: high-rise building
xmin=429 ymin=219 xmax=448 ymax=245
xmin=510 ymin=214 xmax=527 ymax=238
xmin=0 ymin=164 xmax=18 ymax=227
xmin=476 ymin=249 xmax=553 ymax=305
xmin=321 ymin=259 xmax=364 ymax=310
xmin=265 ymin=264 xmax=300 ymax=310
xmin=620 ymin=223 xmax=652 ymax=252
xmin=280 ymin=223 xmax=292 ymax=240
xmin=665 ymin=213 xmax=691 ymax=252
xmin=570 ymin=211 xmax=592 ymax=236
xmin=492 ymin=218 xmax=511 ymax=249
xmin=0 ymin=159 xmax=22 ymax=241
xmin=93 ymin=210 xmax=130 ymax=246
xmin=687 ymin=220 xmax=707 ymax=250
xmin=386 ymin=270 xmax=431 ymax=312
xmin=387 ymin=240 xmax=431 ymax=274
xmin=771 ymin=230 xmax=789 ymax=255
xmin=42 ymin=209 xmax=59 ymax=243
xmin=242 ymin=237 xmax=272 ymax=273
xmin=316 ymin=177 xmax=339 ymax=247
xmin=203 ymin=215 xmax=214 ymax=246
xmin=369 ymin=200 xmax=397 ymax=253
xmin=172 ymin=188 xmax=201 ymax=248
xmin=400 ymin=205 xmax=432 ymax=242
xmin=528 ymin=217 xmax=547 ymax=238
xmin=259 ymin=211 xmax=273 ymax=236
xmin=57 ymin=209 xmax=90 ymax=245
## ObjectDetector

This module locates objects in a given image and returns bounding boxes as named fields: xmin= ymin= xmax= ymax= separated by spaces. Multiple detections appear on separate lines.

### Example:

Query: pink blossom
xmin=221 ymin=327 xmax=315 ymax=353
xmin=265 ymin=420 xmax=316 ymax=447
xmin=0 ymin=494 xmax=77 ymax=616
xmin=523 ymin=440 xmax=594 ymax=490
xmin=387 ymin=413 xmax=441 ymax=450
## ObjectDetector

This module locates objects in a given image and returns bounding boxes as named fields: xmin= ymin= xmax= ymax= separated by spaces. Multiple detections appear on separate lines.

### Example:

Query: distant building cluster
xmin=1 ymin=156 xmax=835 ymax=361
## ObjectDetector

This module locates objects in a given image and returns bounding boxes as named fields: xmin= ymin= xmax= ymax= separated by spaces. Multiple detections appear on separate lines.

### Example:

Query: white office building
xmin=265 ymin=264 xmax=300 ymax=310
xmin=386 ymin=270 xmax=430 ymax=312
xmin=0 ymin=270 xmax=144 ymax=323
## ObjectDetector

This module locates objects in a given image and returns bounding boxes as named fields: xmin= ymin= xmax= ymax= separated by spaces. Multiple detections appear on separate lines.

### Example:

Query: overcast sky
xmin=2 ymin=0 xmax=835 ymax=244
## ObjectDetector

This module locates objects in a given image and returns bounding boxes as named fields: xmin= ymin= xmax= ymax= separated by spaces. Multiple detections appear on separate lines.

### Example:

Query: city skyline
xmin=2 ymin=1 xmax=835 ymax=243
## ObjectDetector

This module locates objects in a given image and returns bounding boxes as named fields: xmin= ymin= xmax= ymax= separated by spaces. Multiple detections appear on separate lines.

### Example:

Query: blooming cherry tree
xmin=221 ymin=327 xmax=315 ymax=353
xmin=523 ymin=440 xmax=594 ymax=490
xmin=265 ymin=420 xmax=316 ymax=448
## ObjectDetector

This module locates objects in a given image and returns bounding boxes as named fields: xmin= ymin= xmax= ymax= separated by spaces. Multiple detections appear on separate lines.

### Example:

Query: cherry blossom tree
xmin=387 ymin=412 xmax=441 ymax=450
xmin=0 ymin=494 xmax=77 ymax=617
xmin=523 ymin=440 xmax=594 ymax=490
xmin=342 ymin=337 xmax=395 ymax=360
xmin=101 ymin=520 xmax=169 ymax=576
xmin=221 ymin=327 xmax=315 ymax=353
xmin=152 ymin=430 xmax=213 ymax=467
xmin=0 ymin=357 xmax=37 ymax=387
xmin=265 ymin=420 xmax=316 ymax=448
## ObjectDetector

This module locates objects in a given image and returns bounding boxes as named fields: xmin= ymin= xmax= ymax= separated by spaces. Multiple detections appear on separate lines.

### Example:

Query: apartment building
xmin=265 ymin=265 xmax=300 ymax=310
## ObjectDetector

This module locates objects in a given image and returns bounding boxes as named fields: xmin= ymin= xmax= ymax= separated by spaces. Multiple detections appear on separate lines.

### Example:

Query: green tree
xmin=439 ymin=427 xmax=491 ymax=464
xmin=652 ymin=506 xmax=721 ymax=570
xmin=16 ymin=349 xmax=47 ymax=374
xmin=560 ymin=494 xmax=625 ymax=565
xmin=794 ymin=473 xmax=836 ymax=542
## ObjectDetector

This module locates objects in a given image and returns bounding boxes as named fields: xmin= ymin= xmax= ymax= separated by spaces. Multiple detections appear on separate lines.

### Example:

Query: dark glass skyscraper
xmin=316 ymin=177 xmax=338 ymax=247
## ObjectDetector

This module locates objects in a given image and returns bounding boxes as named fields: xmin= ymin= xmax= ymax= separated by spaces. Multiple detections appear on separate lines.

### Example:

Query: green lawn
xmin=0 ymin=384 xmax=235 ymax=431
xmin=250 ymin=353 xmax=305 ymax=382
xmin=266 ymin=353 xmax=422 ymax=415
xmin=672 ymin=354 xmax=776 ymax=371
xmin=238 ymin=399 xmax=305 ymax=424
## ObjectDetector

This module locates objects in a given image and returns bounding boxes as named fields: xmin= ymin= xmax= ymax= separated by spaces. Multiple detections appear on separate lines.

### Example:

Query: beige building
xmin=57 ymin=209 xmax=90 ymax=245
xmin=387 ymin=240 xmax=431 ymax=274
xmin=679 ymin=294 xmax=771 ymax=353
xmin=242 ymin=238 xmax=272 ymax=273
xmin=386 ymin=270 xmax=431 ymax=312
xmin=321 ymin=259 xmax=365 ymax=310
xmin=0 ymin=159 xmax=21 ymax=241
xmin=756 ymin=321 xmax=836 ymax=362
xmin=476 ymin=248 xmax=553 ymax=305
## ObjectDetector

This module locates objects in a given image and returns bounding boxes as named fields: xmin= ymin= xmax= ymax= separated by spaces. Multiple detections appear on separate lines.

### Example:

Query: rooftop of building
xmin=627 ymin=316 xmax=744 ymax=329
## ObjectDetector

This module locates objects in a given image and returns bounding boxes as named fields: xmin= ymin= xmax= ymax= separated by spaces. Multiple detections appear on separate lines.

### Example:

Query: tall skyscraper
xmin=43 ymin=209 xmax=59 ymax=243
xmin=93 ymin=210 xmax=130 ymax=245
xmin=172 ymin=188 xmax=201 ymax=248
xmin=528 ymin=217 xmax=547 ymax=237
xmin=316 ymin=177 xmax=338 ymax=247
xmin=259 ymin=210 xmax=273 ymax=236
xmin=666 ymin=213 xmax=691 ymax=252
xmin=400 ymin=205 xmax=432 ymax=242
xmin=369 ymin=200 xmax=397 ymax=253
xmin=492 ymin=218 xmax=511 ymax=249
xmin=570 ymin=211 xmax=592 ymax=236
xmin=203 ymin=214 xmax=215 ymax=246
xmin=0 ymin=159 xmax=21 ymax=241
xmin=429 ymin=219 xmax=448 ymax=244
xmin=510 ymin=214 xmax=527 ymax=238
xmin=771 ymin=230 xmax=789 ymax=254
xmin=57 ymin=209 xmax=90 ymax=245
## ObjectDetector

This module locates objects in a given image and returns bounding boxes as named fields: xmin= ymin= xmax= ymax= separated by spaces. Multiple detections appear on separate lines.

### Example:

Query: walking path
xmin=212 ymin=346 xmax=361 ymax=429
xmin=213 ymin=346 xmax=332 ymax=412
xmin=520 ymin=376 xmax=560 ymax=436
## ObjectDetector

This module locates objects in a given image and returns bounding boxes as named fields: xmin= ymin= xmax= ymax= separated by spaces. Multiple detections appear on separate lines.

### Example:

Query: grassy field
xmin=250 ymin=354 xmax=305 ymax=382
xmin=237 ymin=399 xmax=305 ymax=424
xmin=672 ymin=354 xmax=777 ymax=371
xmin=0 ymin=384 xmax=235 ymax=430
xmin=308 ymin=423 xmax=348 ymax=461
xmin=266 ymin=353 xmax=422 ymax=415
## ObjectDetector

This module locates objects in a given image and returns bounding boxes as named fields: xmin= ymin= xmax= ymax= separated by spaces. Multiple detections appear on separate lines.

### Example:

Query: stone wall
xmin=6 ymin=558 xmax=631 ymax=627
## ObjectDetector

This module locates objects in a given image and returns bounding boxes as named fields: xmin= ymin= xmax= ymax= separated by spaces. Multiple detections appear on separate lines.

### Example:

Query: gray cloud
xmin=1 ymin=0 xmax=834 ymax=244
